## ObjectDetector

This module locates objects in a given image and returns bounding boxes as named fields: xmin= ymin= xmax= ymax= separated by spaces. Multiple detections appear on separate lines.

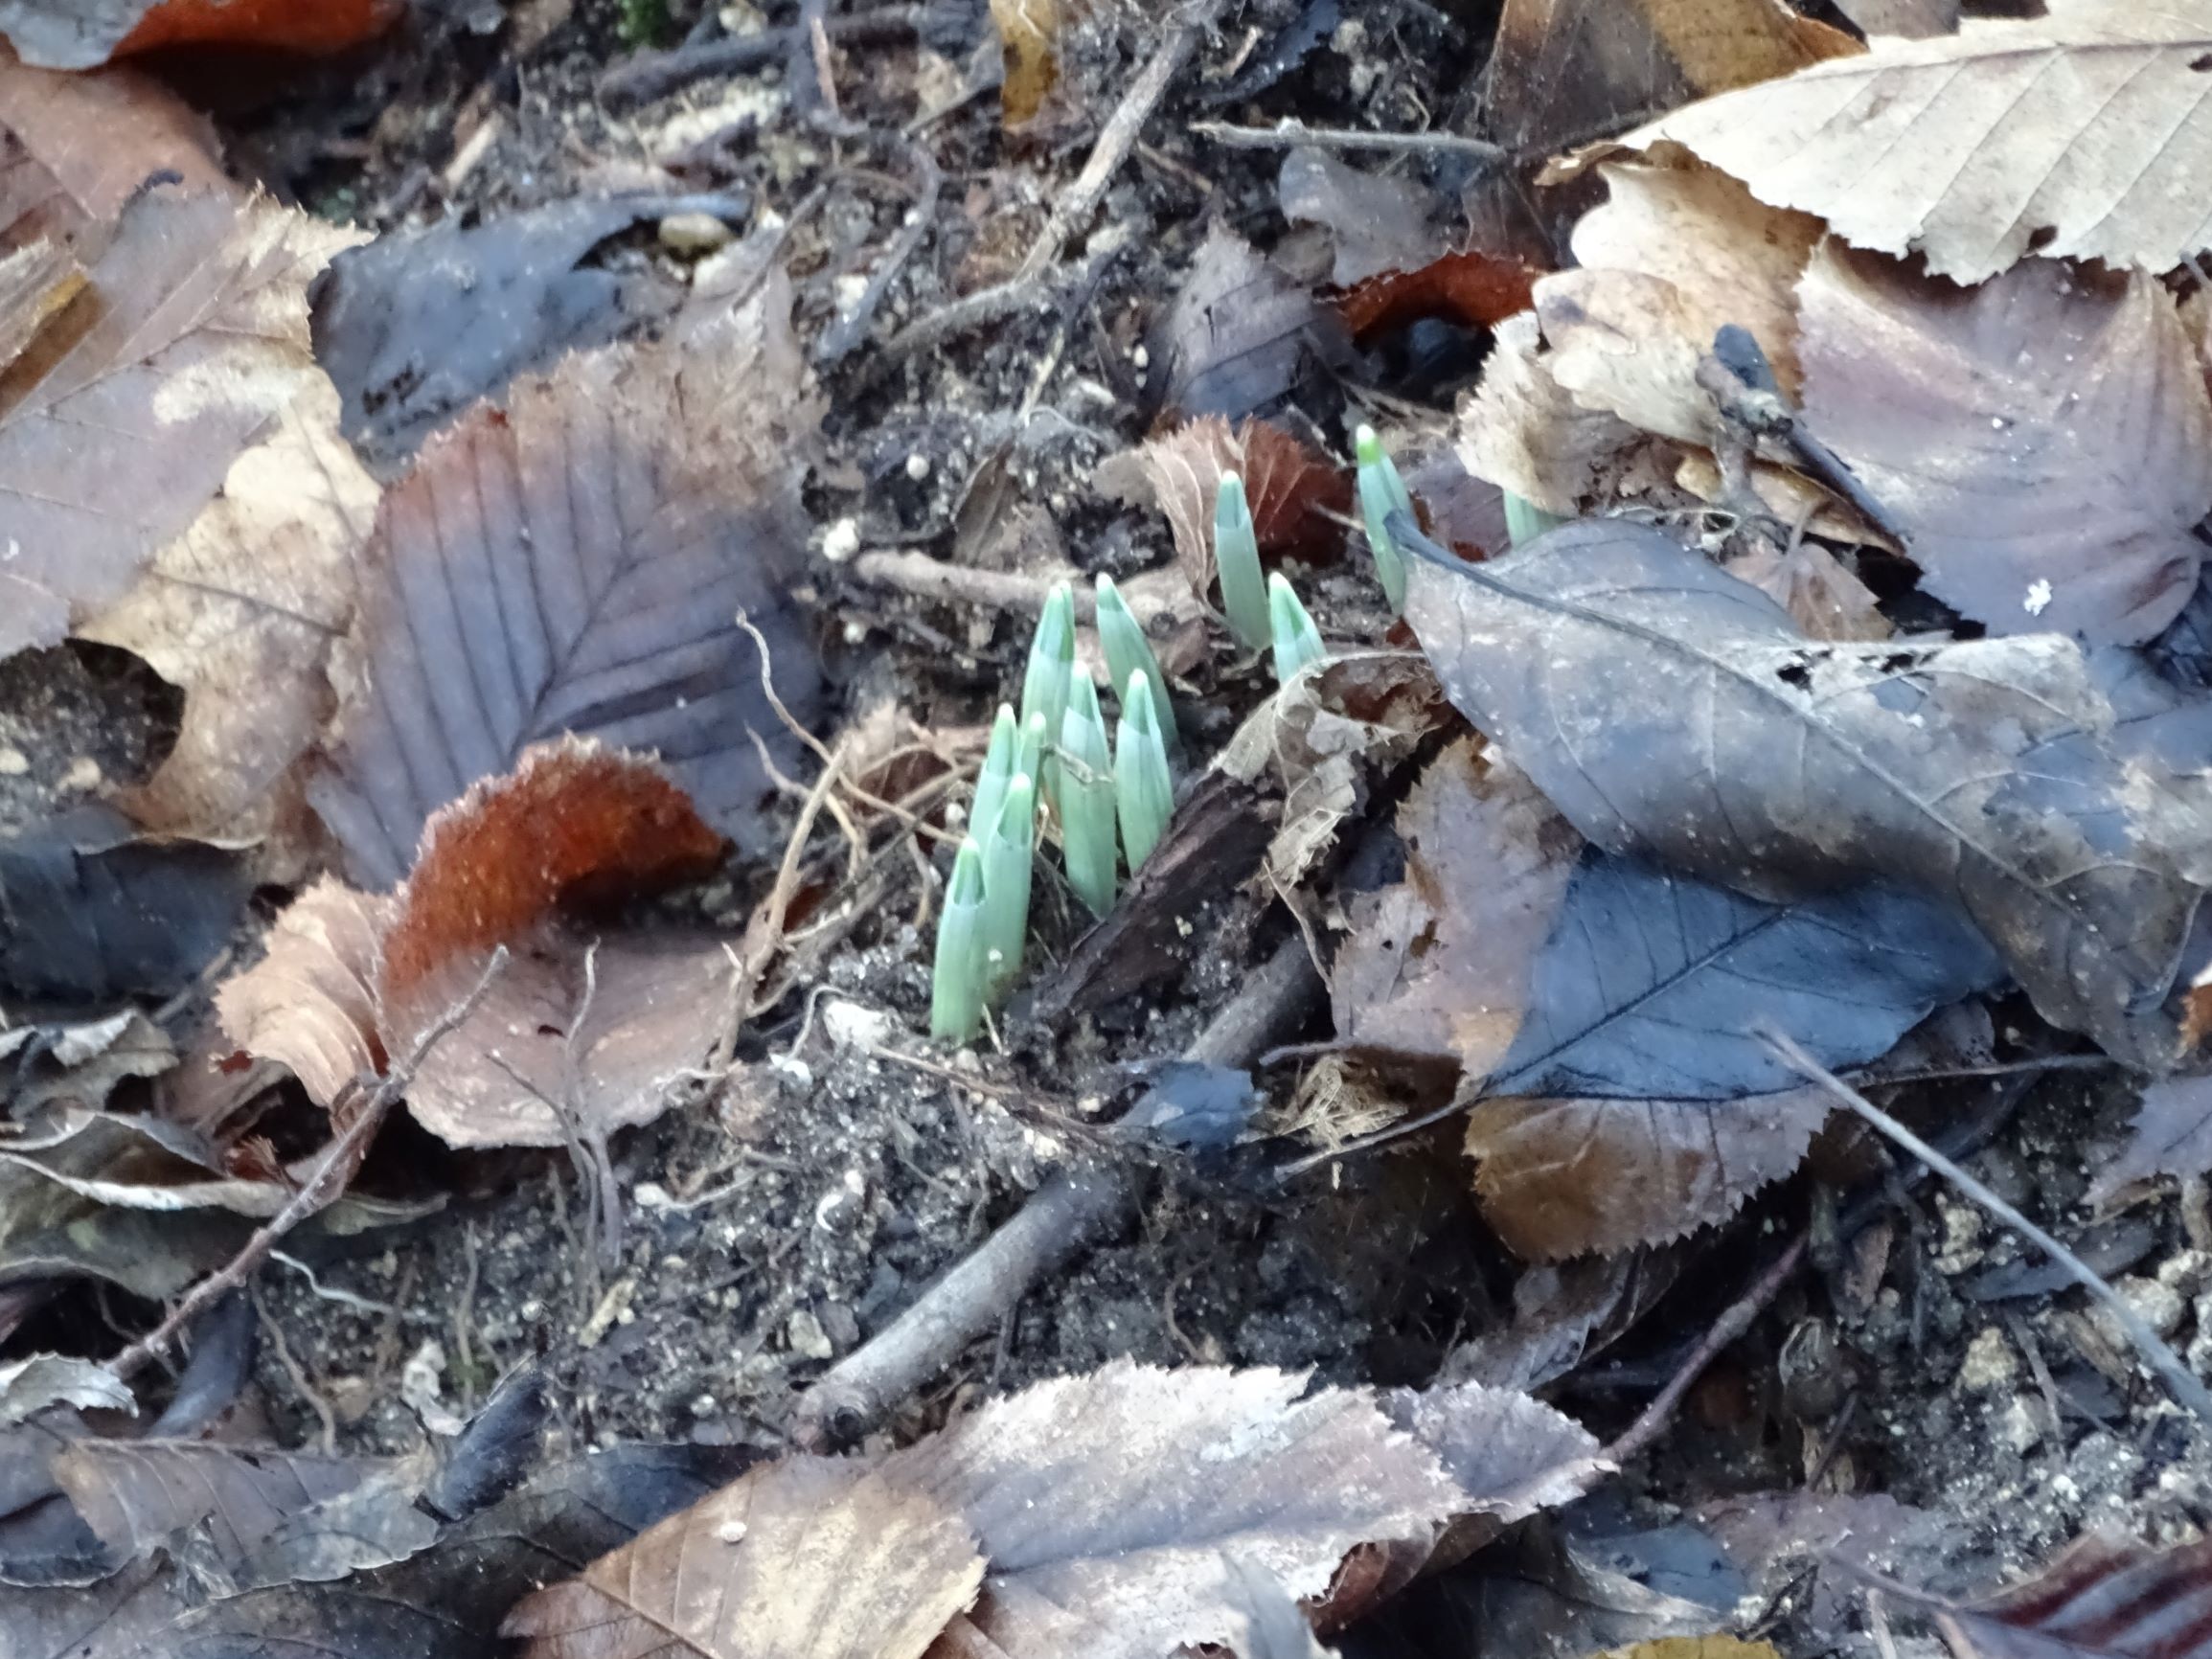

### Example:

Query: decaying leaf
xmin=1722 ymin=536 xmax=1890 ymax=642
xmin=1332 ymin=739 xmax=1581 ymax=1068
xmin=1110 ymin=415 xmax=1351 ymax=589
xmin=1457 ymin=311 xmax=1641 ymax=517
xmin=1614 ymin=1 xmax=2212 ymax=284
xmin=1402 ymin=520 xmax=2212 ymax=1072
xmin=2088 ymin=1070 xmax=2212 ymax=1201
xmin=0 ymin=188 xmax=357 ymax=661
xmin=1483 ymin=0 xmax=1858 ymax=164
xmin=1341 ymin=251 xmax=1541 ymax=345
xmin=0 ymin=1357 xmax=129 ymax=1426
xmin=51 ymin=1440 xmax=372 ymax=1571
xmin=214 ymin=878 xmax=388 ymax=1111
xmin=0 ymin=40 xmax=226 ymax=249
xmin=1832 ymin=0 xmax=1958 ymax=36
xmin=309 ymin=287 xmax=821 ymax=888
xmin=1598 ymin=1640 xmax=1783 ymax=1659
xmin=0 ymin=0 xmax=399 ymax=70
xmin=1536 ymin=159 xmax=1821 ymax=446
xmin=1798 ymin=243 xmax=2212 ymax=645
xmin=1441 ymin=1250 xmax=1682 ymax=1392
xmin=1279 ymin=149 xmax=1442 ymax=289
xmin=989 ymin=0 xmax=1061 ymax=126
xmin=1155 ymin=224 xmax=1348 ymax=421
xmin=1932 ymin=1529 xmax=2212 ymax=1659
xmin=502 ymin=1458 xmax=986 ymax=1659
xmin=77 ymin=374 xmax=379 ymax=851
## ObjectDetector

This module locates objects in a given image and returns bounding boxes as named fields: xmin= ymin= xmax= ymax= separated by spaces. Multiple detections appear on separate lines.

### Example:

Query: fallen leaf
xmin=990 ymin=0 xmax=1061 ymax=126
xmin=214 ymin=877 xmax=388 ymax=1112
xmin=1332 ymin=738 xmax=1581 ymax=1068
xmin=1380 ymin=1379 xmax=1610 ymax=1529
xmin=1722 ymin=536 xmax=1891 ymax=642
xmin=308 ymin=284 xmax=823 ymax=888
xmin=52 ymin=1440 xmax=372 ymax=1571
xmin=0 ymin=0 xmax=399 ymax=70
xmin=1535 ymin=160 xmax=1821 ymax=448
xmin=1931 ymin=1529 xmax=2212 ymax=1659
xmin=0 ymin=805 xmax=248 ymax=1002
xmin=0 ymin=40 xmax=225 ymax=249
xmin=502 ymin=1458 xmax=985 ymax=1659
xmin=1457 ymin=311 xmax=1641 ymax=517
xmin=1279 ymin=148 xmax=1441 ymax=288
xmin=0 ymin=1010 xmax=174 ymax=1120
xmin=2089 ymin=1069 xmax=2212 ymax=1201
xmin=78 ymin=374 xmax=379 ymax=852
xmin=0 ymin=1358 xmax=130 ymax=1426
xmin=1155 ymin=224 xmax=1348 ymax=421
xmin=1484 ymin=0 xmax=1858 ymax=165
xmin=1340 ymin=249 xmax=1541 ymax=345
xmin=310 ymin=195 xmax=712 ymax=471
xmin=1402 ymin=519 xmax=2211 ymax=1072
xmin=1798 ymin=243 xmax=2212 ymax=645
xmin=1116 ymin=416 xmax=1352 ymax=588
xmin=1831 ymin=0 xmax=1958 ymax=37
xmin=1614 ymin=1 xmax=2212 ymax=284
xmin=1699 ymin=1490 xmax=1961 ymax=1633
xmin=0 ymin=187 xmax=357 ymax=661
xmin=1441 ymin=1250 xmax=1682 ymax=1392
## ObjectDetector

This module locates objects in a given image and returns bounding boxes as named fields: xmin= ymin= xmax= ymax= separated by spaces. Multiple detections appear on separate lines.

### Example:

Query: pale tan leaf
xmin=1455 ymin=311 xmax=1640 ymax=517
xmin=502 ymin=1458 xmax=984 ymax=1659
xmin=79 ymin=375 xmax=378 ymax=852
xmin=882 ymin=1360 xmax=1463 ymax=1659
xmin=1722 ymin=536 xmax=1890 ymax=642
xmin=216 ymin=878 xmax=388 ymax=1112
xmin=0 ymin=1354 xmax=130 ymax=1424
xmin=1798 ymin=242 xmax=2212 ymax=645
xmin=1382 ymin=1381 xmax=1609 ymax=1526
xmin=0 ymin=189 xmax=357 ymax=661
xmin=52 ymin=1440 xmax=372 ymax=1567
xmin=1616 ymin=0 xmax=2212 ymax=284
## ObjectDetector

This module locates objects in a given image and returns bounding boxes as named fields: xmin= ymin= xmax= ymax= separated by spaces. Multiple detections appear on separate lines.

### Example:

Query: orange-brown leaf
xmin=1341 ymin=250 xmax=1540 ymax=344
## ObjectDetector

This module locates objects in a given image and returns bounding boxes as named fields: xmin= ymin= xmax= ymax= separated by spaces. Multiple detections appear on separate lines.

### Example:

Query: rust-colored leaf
xmin=1799 ymin=242 xmax=2212 ymax=645
xmin=1122 ymin=415 xmax=1351 ymax=591
xmin=308 ymin=286 xmax=822 ymax=887
xmin=1342 ymin=251 xmax=1541 ymax=344
xmin=0 ymin=0 xmax=398 ymax=70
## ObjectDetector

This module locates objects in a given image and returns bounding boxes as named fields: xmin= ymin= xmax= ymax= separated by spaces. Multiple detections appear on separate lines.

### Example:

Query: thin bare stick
xmin=818 ymin=145 xmax=943 ymax=365
xmin=598 ymin=7 xmax=927 ymax=106
xmin=1018 ymin=0 xmax=1225 ymax=282
xmin=106 ymin=948 xmax=508 ymax=1382
xmin=1191 ymin=119 xmax=1505 ymax=164
xmin=791 ymin=933 xmax=1320 ymax=1447
xmin=1763 ymin=1026 xmax=2212 ymax=1427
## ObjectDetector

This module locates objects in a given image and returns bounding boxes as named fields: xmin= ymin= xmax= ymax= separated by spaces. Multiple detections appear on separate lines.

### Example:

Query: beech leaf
xmin=1401 ymin=519 xmax=2211 ymax=1072
xmin=2088 ymin=1069 xmax=2212 ymax=1201
xmin=1614 ymin=0 xmax=2212 ymax=284
xmin=308 ymin=286 xmax=822 ymax=888
xmin=1932 ymin=1529 xmax=2212 ymax=1659
xmin=51 ymin=1440 xmax=372 ymax=1569
xmin=1798 ymin=243 xmax=2212 ymax=645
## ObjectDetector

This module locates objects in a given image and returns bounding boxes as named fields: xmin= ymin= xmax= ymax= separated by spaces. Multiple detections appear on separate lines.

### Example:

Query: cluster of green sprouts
xmin=930 ymin=425 xmax=1425 ymax=1043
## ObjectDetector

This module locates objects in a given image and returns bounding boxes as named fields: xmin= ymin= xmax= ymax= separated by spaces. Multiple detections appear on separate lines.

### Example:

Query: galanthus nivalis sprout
xmin=980 ymin=771 xmax=1036 ymax=1004
xmin=1213 ymin=473 xmax=1270 ymax=652
xmin=1058 ymin=673 xmax=1118 ymax=918
xmin=1502 ymin=489 xmax=1567 ymax=547
xmin=1268 ymin=572 xmax=1327 ymax=685
xmin=1114 ymin=671 xmax=1174 ymax=873
xmin=1095 ymin=573 xmax=1176 ymax=746
xmin=969 ymin=702 xmax=1017 ymax=846
xmin=930 ymin=838 xmax=988 ymax=1043
xmin=1355 ymin=423 xmax=1413 ymax=613
xmin=1018 ymin=582 xmax=1076 ymax=768
xmin=1015 ymin=709 xmax=1047 ymax=794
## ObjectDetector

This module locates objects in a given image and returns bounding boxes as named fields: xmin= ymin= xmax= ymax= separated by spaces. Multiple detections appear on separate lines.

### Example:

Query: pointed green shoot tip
xmin=1268 ymin=572 xmax=1327 ymax=686
xmin=1213 ymin=472 xmax=1270 ymax=652
xmin=1354 ymin=425 xmax=1413 ymax=614
xmin=1502 ymin=489 xmax=1568 ymax=548
xmin=1115 ymin=671 xmax=1174 ymax=873
xmin=1019 ymin=581 xmax=1076 ymax=743
xmin=930 ymin=837 xmax=989 ymax=1043
xmin=980 ymin=771 xmax=1036 ymax=1005
xmin=970 ymin=702 xmax=1018 ymax=846
xmin=1094 ymin=573 xmax=1176 ymax=747
xmin=1058 ymin=674 xmax=1117 ymax=918
xmin=1015 ymin=709 xmax=1047 ymax=790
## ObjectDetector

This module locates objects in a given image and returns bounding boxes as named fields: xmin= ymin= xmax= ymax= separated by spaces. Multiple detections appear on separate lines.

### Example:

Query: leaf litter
xmin=10 ymin=0 xmax=2212 ymax=1655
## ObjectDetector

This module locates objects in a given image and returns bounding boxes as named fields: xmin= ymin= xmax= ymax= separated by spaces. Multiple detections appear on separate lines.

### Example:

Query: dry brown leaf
xmin=214 ymin=878 xmax=388 ymax=1112
xmin=1832 ymin=0 xmax=1957 ymax=36
xmin=1928 ymin=1529 xmax=2212 ymax=1659
xmin=1333 ymin=739 xmax=1581 ymax=1067
xmin=0 ymin=188 xmax=356 ymax=662
xmin=1613 ymin=1 xmax=2212 ymax=284
xmin=1798 ymin=242 xmax=2212 ymax=645
xmin=1456 ymin=312 xmax=1641 ymax=517
xmin=1279 ymin=149 xmax=1441 ymax=289
xmin=1677 ymin=450 xmax=1900 ymax=557
xmin=379 ymin=740 xmax=731 ymax=1149
xmin=1535 ymin=160 xmax=1821 ymax=447
xmin=53 ymin=1440 xmax=372 ymax=1569
xmin=2089 ymin=1069 xmax=2212 ymax=1202
xmin=1441 ymin=1250 xmax=1681 ymax=1392
xmin=1156 ymin=224 xmax=1346 ymax=421
xmin=1341 ymin=250 xmax=1541 ymax=345
xmin=78 ymin=375 xmax=378 ymax=852
xmin=1722 ymin=536 xmax=1890 ymax=642
xmin=0 ymin=39 xmax=226 ymax=250
xmin=1597 ymin=1640 xmax=1783 ymax=1659
xmin=1118 ymin=416 xmax=1351 ymax=591
xmin=0 ymin=0 xmax=399 ymax=70
xmin=1466 ymin=1085 xmax=1830 ymax=1260
xmin=308 ymin=284 xmax=821 ymax=887
xmin=1485 ymin=0 xmax=1858 ymax=163
xmin=502 ymin=1458 xmax=985 ymax=1659
xmin=988 ymin=0 xmax=1060 ymax=127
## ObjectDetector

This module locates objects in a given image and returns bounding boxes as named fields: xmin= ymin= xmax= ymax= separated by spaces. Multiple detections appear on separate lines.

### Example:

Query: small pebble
xmin=0 ymin=747 xmax=26 ymax=776
xmin=820 ymin=517 xmax=860 ymax=563
xmin=2158 ymin=1249 xmax=2212 ymax=1297
xmin=1995 ymin=1395 xmax=2044 ymax=1454
xmin=659 ymin=211 xmax=735 ymax=255
xmin=58 ymin=756 xmax=102 ymax=793
xmin=2093 ymin=1275 xmax=2185 ymax=1345
xmin=1957 ymin=1326 xmax=2018 ymax=1391
xmin=905 ymin=452 xmax=931 ymax=483
xmin=787 ymin=1307 xmax=834 ymax=1361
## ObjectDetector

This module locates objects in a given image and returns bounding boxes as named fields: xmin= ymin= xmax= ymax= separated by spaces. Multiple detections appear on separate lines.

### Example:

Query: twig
xmin=791 ymin=933 xmax=1321 ymax=1447
xmin=1604 ymin=1233 xmax=1809 ymax=1465
xmin=1191 ymin=119 xmax=1505 ymax=164
xmin=1762 ymin=1026 xmax=2212 ymax=1428
xmin=598 ymin=7 xmax=928 ymax=106
xmin=105 ymin=948 xmax=508 ymax=1383
xmin=816 ymin=145 xmax=943 ymax=365
xmin=1017 ymin=0 xmax=1225 ymax=282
